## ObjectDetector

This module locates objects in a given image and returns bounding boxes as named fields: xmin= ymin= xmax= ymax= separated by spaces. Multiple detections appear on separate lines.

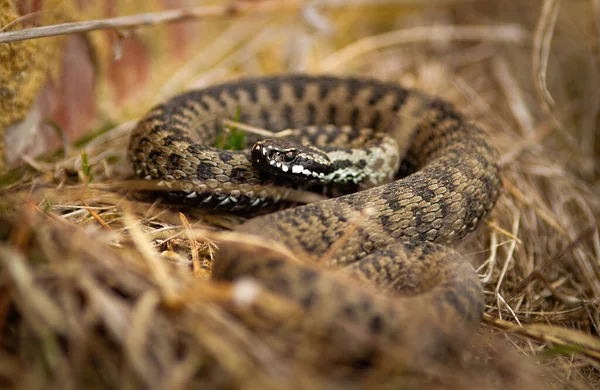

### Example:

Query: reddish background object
xmin=3 ymin=0 xmax=195 ymax=168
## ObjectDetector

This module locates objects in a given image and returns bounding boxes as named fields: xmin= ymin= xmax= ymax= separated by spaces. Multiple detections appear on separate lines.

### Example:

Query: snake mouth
xmin=251 ymin=141 xmax=328 ymax=180
xmin=251 ymin=142 xmax=298 ymax=174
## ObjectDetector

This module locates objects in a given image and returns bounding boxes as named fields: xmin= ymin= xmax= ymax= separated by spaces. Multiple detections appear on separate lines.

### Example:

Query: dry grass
xmin=1 ymin=0 xmax=599 ymax=389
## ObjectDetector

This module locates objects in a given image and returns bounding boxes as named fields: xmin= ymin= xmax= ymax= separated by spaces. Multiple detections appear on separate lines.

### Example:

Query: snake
xmin=128 ymin=75 xmax=502 ymax=367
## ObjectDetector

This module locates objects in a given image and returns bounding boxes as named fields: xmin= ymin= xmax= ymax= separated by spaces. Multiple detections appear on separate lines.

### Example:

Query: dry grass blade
xmin=0 ymin=0 xmax=303 ymax=44
xmin=532 ymin=0 xmax=560 ymax=111
xmin=484 ymin=315 xmax=600 ymax=363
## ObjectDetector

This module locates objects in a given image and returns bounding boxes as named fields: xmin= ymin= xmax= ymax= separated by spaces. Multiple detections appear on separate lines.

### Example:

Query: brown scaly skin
xmin=129 ymin=75 xmax=502 ymax=367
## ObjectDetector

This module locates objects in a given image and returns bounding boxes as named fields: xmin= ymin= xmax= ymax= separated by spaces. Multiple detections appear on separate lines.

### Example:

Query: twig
xmin=485 ymin=220 xmax=522 ymax=245
xmin=0 ymin=0 xmax=302 ymax=44
xmin=1 ymin=0 xmax=476 ymax=45
xmin=478 ymin=230 xmax=498 ymax=284
xmin=221 ymin=119 xmax=293 ymax=138
xmin=495 ymin=211 xmax=520 ymax=294
xmin=0 ymin=10 xmax=70 ymax=32
xmin=484 ymin=314 xmax=600 ymax=363
xmin=81 ymin=199 xmax=112 ymax=229
xmin=532 ymin=0 xmax=561 ymax=111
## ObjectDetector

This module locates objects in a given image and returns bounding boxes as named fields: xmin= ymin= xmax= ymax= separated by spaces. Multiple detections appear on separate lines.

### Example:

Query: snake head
xmin=251 ymin=139 xmax=331 ymax=181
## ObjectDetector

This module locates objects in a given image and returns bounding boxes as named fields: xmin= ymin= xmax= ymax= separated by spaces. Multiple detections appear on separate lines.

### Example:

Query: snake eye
xmin=284 ymin=150 xmax=296 ymax=162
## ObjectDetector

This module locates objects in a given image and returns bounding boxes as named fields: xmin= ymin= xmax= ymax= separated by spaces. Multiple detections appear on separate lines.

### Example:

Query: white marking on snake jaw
xmin=276 ymin=163 xmax=281 ymax=168
xmin=302 ymin=169 xmax=311 ymax=176
xmin=186 ymin=192 xmax=197 ymax=199
xmin=292 ymin=165 xmax=303 ymax=174
xmin=281 ymin=165 xmax=289 ymax=172
xmin=202 ymin=195 xmax=213 ymax=203
xmin=270 ymin=160 xmax=276 ymax=165
xmin=262 ymin=148 xmax=267 ymax=155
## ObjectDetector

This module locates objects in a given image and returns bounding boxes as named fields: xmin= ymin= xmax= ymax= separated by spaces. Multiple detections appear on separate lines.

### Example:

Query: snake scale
xmin=129 ymin=75 xmax=502 ymax=367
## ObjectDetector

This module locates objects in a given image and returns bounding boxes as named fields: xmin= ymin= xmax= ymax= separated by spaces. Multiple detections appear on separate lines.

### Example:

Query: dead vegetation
xmin=0 ymin=0 xmax=599 ymax=389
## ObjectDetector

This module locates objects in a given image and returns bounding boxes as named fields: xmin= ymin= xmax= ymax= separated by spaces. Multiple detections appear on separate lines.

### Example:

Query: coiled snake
xmin=129 ymin=75 xmax=501 ymax=366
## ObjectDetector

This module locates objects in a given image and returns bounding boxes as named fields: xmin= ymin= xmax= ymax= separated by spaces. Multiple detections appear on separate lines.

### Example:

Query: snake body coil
xmin=129 ymin=75 xmax=502 ymax=366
